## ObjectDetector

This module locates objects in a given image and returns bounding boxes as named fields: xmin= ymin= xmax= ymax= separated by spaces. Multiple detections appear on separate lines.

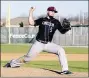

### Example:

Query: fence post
xmin=72 ymin=27 xmax=75 ymax=45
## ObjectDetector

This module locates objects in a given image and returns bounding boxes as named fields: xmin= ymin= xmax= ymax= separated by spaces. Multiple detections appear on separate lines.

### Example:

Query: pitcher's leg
xmin=57 ymin=46 xmax=68 ymax=71
xmin=44 ymin=42 xmax=68 ymax=71
xmin=5 ymin=41 xmax=44 ymax=68
xmin=23 ymin=41 xmax=44 ymax=62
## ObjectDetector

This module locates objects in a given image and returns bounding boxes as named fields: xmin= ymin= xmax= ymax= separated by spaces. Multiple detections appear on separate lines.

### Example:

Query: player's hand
xmin=30 ymin=7 xmax=35 ymax=13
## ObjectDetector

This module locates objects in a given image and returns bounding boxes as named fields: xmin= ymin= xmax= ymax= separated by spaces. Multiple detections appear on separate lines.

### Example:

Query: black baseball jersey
xmin=34 ymin=16 xmax=69 ymax=42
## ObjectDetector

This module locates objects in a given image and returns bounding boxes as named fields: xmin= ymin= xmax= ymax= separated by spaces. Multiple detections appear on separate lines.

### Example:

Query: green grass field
xmin=2 ymin=61 xmax=88 ymax=72
xmin=1 ymin=44 xmax=88 ymax=54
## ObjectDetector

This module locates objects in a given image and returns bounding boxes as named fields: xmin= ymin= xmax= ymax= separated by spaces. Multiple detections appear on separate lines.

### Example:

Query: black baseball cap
xmin=47 ymin=6 xmax=58 ymax=13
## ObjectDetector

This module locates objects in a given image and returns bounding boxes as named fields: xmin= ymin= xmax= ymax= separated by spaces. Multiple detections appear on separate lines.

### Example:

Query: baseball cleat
xmin=3 ymin=59 xmax=21 ymax=68
xmin=61 ymin=70 xmax=72 ymax=74
xmin=9 ymin=59 xmax=21 ymax=68
xmin=3 ymin=62 xmax=11 ymax=68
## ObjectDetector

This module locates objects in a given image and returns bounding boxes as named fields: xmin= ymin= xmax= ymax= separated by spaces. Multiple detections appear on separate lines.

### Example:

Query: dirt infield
xmin=1 ymin=67 xmax=88 ymax=77
xmin=1 ymin=53 xmax=88 ymax=61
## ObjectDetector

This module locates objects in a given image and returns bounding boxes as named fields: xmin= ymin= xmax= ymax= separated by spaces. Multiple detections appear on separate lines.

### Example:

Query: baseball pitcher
xmin=4 ymin=6 xmax=72 ymax=74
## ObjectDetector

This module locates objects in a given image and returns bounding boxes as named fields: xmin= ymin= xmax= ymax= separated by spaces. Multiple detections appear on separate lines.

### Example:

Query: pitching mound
xmin=1 ymin=67 xmax=88 ymax=77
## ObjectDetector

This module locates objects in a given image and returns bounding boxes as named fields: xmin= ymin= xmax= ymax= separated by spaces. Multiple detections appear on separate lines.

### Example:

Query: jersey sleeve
xmin=34 ymin=18 xmax=42 ymax=26
xmin=57 ymin=21 xmax=70 ymax=34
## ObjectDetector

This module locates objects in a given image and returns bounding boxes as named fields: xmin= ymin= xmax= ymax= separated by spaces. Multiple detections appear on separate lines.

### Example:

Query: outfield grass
xmin=1 ymin=44 xmax=88 ymax=54
xmin=64 ymin=47 xmax=88 ymax=54
xmin=2 ymin=61 xmax=88 ymax=72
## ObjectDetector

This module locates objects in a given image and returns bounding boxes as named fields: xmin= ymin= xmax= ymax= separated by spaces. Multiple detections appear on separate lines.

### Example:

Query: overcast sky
xmin=1 ymin=1 xmax=88 ymax=19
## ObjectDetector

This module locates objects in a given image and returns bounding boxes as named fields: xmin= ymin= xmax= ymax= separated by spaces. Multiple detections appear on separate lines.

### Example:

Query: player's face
xmin=47 ymin=11 xmax=55 ymax=16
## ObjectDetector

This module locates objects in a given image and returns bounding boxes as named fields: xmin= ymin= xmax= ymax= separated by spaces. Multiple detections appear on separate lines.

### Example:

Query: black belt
xmin=37 ymin=40 xmax=48 ymax=44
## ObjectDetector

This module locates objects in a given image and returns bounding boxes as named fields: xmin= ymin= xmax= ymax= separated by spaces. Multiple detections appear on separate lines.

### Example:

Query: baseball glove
xmin=62 ymin=18 xmax=71 ymax=30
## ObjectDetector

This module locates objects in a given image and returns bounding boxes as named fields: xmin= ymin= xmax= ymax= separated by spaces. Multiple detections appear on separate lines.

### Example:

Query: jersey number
xmin=49 ymin=26 xmax=53 ymax=32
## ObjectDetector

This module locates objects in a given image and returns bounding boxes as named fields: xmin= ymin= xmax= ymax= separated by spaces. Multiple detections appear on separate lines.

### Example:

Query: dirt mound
xmin=1 ymin=67 xmax=88 ymax=77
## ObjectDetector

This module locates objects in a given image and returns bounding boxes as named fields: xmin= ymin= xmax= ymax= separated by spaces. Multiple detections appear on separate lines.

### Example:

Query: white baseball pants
xmin=24 ymin=41 xmax=68 ymax=71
